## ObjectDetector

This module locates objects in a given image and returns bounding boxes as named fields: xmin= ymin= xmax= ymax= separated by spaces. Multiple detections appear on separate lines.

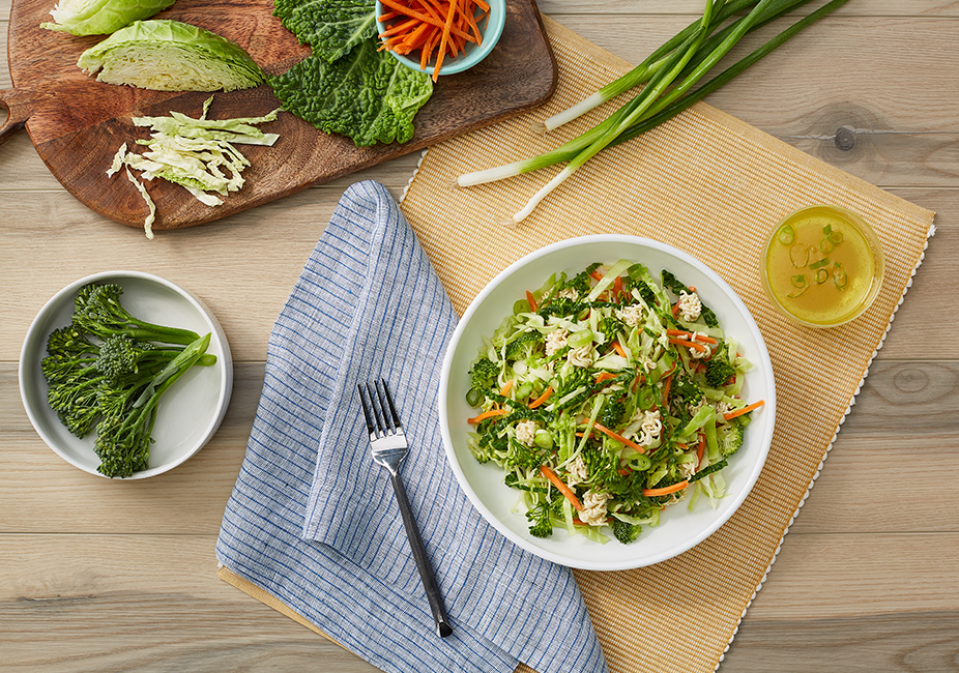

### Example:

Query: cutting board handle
xmin=0 ymin=88 xmax=30 ymax=148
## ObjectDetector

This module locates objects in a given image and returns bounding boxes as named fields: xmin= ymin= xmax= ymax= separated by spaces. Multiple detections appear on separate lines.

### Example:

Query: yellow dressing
xmin=763 ymin=205 xmax=883 ymax=327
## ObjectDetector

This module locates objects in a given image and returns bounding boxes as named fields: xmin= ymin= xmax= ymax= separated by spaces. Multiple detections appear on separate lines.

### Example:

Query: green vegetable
xmin=268 ymin=40 xmax=433 ymax=147
xmin=41 ymin=0 xmax=175 ymax=36
xmin=108 ymin=96 xmax=280 ymax=238
xmin=273 ymin=0 xmax=376 ymax=63
xmin=457 ymin=0 xmax=851 ymax=226
xmin=466 ymin=261 xmax=764 ymax=543
xmin=42 ymin=283 xmax=216 ymax=477
xmin=77 ymin=19 xmax=264 ymax=91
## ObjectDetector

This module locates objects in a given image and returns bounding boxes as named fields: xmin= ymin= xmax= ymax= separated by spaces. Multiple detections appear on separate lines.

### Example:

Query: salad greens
xmin=42 ymin=0 xmax=176 ymax=36
xmin=267 ymin=0 xmax=433 ymax=147
xmin=466 ymin=261 xmax=765 ymax=544
xmin=77 ymin=19 xmax=265 ymax=92
xmin=107 ymin=96 xmax=280 ymax=238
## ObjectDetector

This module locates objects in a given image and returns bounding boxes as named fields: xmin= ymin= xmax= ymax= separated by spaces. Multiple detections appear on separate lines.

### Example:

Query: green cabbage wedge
xmin=77 ymin=20 xmax=265 ymax=92
xmin=41 ymin=0 xmax=176 ymax=36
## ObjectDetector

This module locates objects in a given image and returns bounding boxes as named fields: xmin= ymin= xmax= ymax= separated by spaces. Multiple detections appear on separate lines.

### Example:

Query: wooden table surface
xmin=2 ymin=2 xmax=957 ymax=672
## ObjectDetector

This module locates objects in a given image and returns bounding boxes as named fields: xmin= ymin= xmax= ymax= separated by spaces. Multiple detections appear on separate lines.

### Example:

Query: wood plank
xmin=3 ymin=360 xmax=957 ymax=536
xmin=0 ymin=187 xmax=951 ymax=363
xmin=2 ymin=532 xmax=957 ymax=671
xmin=0 ymin=534 xmax=380 ymax=673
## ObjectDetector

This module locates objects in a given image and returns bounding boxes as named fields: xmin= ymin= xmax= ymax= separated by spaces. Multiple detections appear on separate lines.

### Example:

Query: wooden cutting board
xmin=0 ymin=0 xmax=556 ymax=230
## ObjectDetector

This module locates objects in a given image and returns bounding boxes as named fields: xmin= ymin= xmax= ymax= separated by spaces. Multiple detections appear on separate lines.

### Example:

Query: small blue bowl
xmin=375 ymin=0 xmax=506 ymax=77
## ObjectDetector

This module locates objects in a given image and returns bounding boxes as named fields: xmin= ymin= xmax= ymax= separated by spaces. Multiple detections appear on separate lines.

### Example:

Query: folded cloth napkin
xmin=216 ymin=180 xmax=607 ymax=673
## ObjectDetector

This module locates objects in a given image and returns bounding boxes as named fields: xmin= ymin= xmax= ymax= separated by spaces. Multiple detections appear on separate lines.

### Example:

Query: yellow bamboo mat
xmin=397 ymin=16 xmax=936 ymax=673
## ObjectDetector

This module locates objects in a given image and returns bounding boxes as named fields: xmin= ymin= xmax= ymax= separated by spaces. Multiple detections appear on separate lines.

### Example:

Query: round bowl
xmin=761 ymin=204 xmax=884 ymax=328
xmin=19 ymin=271 xmax=233 ymax=480
xmin=438 ymin=235 xmax=776 ymax=571
xmin=375 ymin=0 xmax=506 ymax=77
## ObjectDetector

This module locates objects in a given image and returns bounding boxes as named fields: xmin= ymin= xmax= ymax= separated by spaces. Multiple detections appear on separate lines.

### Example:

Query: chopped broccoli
xmin=717 ymin=421 xmax=745 ymax=456
xmin=539 ymin=296 xmax=579 ymax=319
xmin=704 ymin=345 xmax=737 ymax=388
xmin=73 ymin=283 xmax=200 ymax=346
xmin=611 ymin=518 xmax=642 ymax=544
xmin=599 ymin=398 xmax=626 ymax=429
xmin=468 ymin=356 xmax=499 ymax=392
xmin=673 ymin=377 xmax=704 ymax=407
xmin=562 ymin=262 xmax=602 ymax=297
xmin=526 ymin=504 xmax=554 ymax=538
xmin=599 ymin=316 xmax=626 ymax=348
xmin=505 ymin=331 xmax=544 ymax=362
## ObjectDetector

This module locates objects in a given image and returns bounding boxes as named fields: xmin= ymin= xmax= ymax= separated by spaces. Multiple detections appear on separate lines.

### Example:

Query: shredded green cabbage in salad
xmin=465 ymin=260 xmax=764 ymax=545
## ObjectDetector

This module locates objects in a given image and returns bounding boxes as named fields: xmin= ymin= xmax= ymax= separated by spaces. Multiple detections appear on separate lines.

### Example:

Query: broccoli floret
xmin=539 ymin=296 xmax=580 ymax=320
xmin=526 ymin=503 xmax=554 ymax=538
xmin=611 ymin=518 xmax=642 ymax=544
xmin=46 ymin=325 xmax=98 ymax=358
xmin=717 ymin=421 xmax=745 ymax=456
xmin=73 ymin=283 xmax=200 ymax=346
xmin=93 ymin=334 xmax=211 ymax=478
xmin=563 ymin=262 xmax=602 ymax=297
xmin=505 ymin=331 xmax=544 ymax=362
xmin=704 ymin=348 xmax=737 ymax=388
xmin=469 ymin=357 xmax=499 ymax=392
xmin=673 ymin=377 xmax=704 ymax=408
xmin=600 ymin=316 xmax=626 ymax=348
xmin=599 ymin=399 xmax=626 ymax=429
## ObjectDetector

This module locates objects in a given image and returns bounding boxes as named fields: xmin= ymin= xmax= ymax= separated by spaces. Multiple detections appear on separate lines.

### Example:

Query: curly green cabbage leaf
xmin=41 ymin=0 xmax=176 ymax=36
xmin=77 ymin=19 xmax=264 ymax=91
xmin=273 ymin=0 xmax=376 ymax=63
xmin=268 ymin=39 xmax=432 ymax=147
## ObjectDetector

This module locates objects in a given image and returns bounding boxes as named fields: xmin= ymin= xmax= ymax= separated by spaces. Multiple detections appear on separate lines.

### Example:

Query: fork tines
xmin=357 ymin=379 xmax=402 ymax=437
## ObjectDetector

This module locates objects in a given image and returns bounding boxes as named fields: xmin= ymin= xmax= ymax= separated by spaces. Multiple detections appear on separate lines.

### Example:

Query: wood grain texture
xmin=3 ymin=2 xmax=959 ymax=673
xmin=3 ymin=0 xmax=556 ymax=230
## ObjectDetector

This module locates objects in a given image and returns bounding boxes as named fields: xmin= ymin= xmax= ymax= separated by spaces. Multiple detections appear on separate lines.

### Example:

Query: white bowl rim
xmin=18 ymin=270 xmax=233 ymax=480
xmin=438 ymin=234 xmax=777 ymax=570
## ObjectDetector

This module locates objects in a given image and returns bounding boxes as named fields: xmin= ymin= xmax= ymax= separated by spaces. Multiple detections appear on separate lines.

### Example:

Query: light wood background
xmin=2 ymin=2 xmax=957 ymax=672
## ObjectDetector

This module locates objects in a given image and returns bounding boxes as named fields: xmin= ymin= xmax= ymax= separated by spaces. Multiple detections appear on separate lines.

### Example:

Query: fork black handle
xmin=389 ymin=471 xmax=453 ymax=639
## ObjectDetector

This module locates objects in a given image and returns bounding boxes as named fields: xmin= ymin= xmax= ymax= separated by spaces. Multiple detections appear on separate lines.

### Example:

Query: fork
xmin=357 ymin=379 xmax=453 ymax=639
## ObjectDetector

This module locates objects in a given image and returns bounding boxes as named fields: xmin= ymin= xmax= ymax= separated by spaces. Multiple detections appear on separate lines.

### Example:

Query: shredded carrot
xmin=499 ymin=380 xmax=513 ymax=397
xmin=594 ymin=372 xmax=617 ymax=383
xmin=723 ymin=399 xmax=765 ymax=421
xmin=541 ymin=465 xmax=583 ymax=512
xmin=378 ymin=11 xmax=400 ymax=21
xmin=525 ymin=290 xmax=538 ymax=312
xmin=668 ymin=337 xmax=708 ymax=352
xmin=592 ymin=422 xmax=646 ymax=454
xmin=643 ymin=480 xmax=689 ymax=497
xmin=611 ymin=340 xmax=627 ymax=358
xmin=672 ymin=303 xmax=681 ymax=317
xmin=467 ymin=408 xmax=509 ymax=424
xmin=590 ymin=270 xmax=604 ymax=282
xmin=529 ymin=386 xmax=553 ymax=409
xmin=696 ymin=433 xmax=706 ymax=468
xmin=665 ymin=329 xmax=717 ymax=345
xmin=612 ymin=276 xmax=624 ymax=301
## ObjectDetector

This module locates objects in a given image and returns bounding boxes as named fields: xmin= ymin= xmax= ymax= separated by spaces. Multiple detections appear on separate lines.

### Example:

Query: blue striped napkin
xmin=216 ymin=181 xmax=607 ymax=673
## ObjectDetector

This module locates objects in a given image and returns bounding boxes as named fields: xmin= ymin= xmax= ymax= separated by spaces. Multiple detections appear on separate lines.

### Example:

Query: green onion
xmin=457 ymin=0 xmax=851 ymax=226
xmin=809 ymin=257 xmax=831 ymax=270
xmin=778 ymin=224 xmax=796 ymax=245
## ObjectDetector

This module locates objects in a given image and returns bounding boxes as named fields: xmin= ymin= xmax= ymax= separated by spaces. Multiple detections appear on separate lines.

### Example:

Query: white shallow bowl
xmin=19 ymin=271 xmax=233 ymax=480
xmin=439 ymin=235 xmax=776 ymax=570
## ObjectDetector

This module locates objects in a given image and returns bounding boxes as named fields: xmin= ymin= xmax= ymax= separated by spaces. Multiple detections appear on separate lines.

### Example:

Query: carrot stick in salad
xmin=541 ymin=465 xmax=583 ymax=511
xmin=592 ymin=422 xmax=646 ymax=453
xmin=499 ymin=380 xmax=513 ymax=397
xmin=594 ymin=372 xmax=617 ymax=383
xmin=529 ymin=386 xmax=553 ymax=408
xmin=611 ymin=340 xmax=627 ymax=358
xmin=525 ymin=290 xmax=538 ymax=312
xmin=643 ymin=480 xmax=689 ymax=497
xmin=467 ymin=408 xmax=509 ymax=424
xmin=665 ymin=329 xmax=717 ymax=345
xmin=696 ymin=433 xmax=706 ymax=468
xmin=668 ymin=337 xmax=708 ymax=352
xmin=723 ymin=399 xmax=765 ymax=421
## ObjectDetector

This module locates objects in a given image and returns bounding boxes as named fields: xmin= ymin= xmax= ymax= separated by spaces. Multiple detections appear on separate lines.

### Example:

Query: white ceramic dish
xmin=19 ymin=271 xmax=233 ymax=479
xmin=439 ymin=235 xmax=776 ymax=570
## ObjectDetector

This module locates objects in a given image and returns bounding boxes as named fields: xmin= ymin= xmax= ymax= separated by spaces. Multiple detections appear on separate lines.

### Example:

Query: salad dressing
xmin=763 ymin=205 xmax=884 ymax=327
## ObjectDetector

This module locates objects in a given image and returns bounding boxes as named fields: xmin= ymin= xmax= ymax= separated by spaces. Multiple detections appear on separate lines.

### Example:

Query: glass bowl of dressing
xmin=762 ymin=204 xmax=884 ymax=328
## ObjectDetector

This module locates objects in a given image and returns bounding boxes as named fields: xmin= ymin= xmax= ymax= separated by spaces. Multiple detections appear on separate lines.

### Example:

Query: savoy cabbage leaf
xmin=268 ymin=39 xmax=433 ymax=147
xmin=273 ymin=0 xmax=377 ymax=63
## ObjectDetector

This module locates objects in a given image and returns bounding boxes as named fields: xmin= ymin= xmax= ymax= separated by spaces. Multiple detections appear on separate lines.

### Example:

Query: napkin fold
xmin=215 ymin=180 xmax=607 ymax=673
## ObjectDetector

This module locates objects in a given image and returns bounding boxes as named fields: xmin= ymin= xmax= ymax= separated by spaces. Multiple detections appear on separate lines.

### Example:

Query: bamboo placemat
xmin=397 ymin=16 xmax=936 ymax=673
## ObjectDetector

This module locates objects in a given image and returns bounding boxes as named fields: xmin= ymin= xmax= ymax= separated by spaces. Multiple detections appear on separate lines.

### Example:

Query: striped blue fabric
xmin=216 ymin=181 xmax=607 ymax=673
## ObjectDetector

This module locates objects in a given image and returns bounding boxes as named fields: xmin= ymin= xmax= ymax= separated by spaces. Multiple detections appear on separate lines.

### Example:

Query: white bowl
xmin=439 ymin=236 xmax=776 ymax=570
xmin=19 ymin=271 xmax=233 ymax=479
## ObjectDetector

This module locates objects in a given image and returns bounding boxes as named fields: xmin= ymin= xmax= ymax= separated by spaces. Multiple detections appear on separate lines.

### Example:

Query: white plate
xmin=439 ymin=235 xmax=776 ymax=570
xmin=19 ymin=271 xmax=233 ymax=479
